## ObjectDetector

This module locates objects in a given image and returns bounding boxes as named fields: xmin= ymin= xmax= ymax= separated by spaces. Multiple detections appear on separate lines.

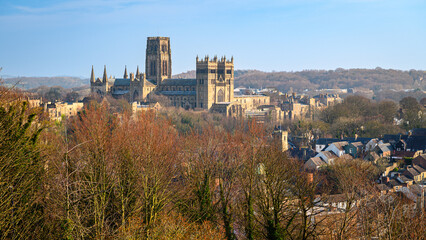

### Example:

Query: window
xmin=150 ymin=60 xmax=156 ymax=76
xmin=217 ymin=89 xmax=224 ymax=102
xmin=210 ymin=69 xmax=216 ymax=74
xmin=226 ymin=69 xmax=232 ymax=74
xmin=162 ymin=60 xmax=168 ymax=76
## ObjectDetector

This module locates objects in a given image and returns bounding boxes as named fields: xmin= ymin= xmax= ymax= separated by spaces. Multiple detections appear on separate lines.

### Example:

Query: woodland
xmin=0 ymin=86 xmax=425 ymax=240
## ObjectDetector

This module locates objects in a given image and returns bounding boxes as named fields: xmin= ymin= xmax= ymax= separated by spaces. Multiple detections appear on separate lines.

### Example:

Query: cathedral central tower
xmin=145 ymin=37 xmax=171 ymax=85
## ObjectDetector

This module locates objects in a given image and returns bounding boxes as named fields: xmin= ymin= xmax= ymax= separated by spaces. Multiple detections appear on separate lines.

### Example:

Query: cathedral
xmin=90 ymin=36 xmax=242 ymax=115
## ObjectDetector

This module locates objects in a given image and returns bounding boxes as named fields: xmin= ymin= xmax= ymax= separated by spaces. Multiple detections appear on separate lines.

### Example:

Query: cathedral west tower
xmin=145 ymin=37 xmax=171 ymax=85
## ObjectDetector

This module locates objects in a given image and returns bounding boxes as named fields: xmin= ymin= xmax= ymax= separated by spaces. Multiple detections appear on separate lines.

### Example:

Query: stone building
xmin=45 ymin=102 xmax=84 ymax=121
xmin=90 ymin=37 xmax=242 ymax=115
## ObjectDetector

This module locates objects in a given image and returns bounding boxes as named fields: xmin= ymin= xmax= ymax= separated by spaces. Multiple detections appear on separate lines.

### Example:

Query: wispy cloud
xmin=11 ymin=0 xmax=151 ymax=15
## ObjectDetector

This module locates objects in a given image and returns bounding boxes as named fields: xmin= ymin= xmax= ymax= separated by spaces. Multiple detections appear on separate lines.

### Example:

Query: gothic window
xmin=150 ymin=61 xmax=156 ymax=76
xmin=162 ymin=60 xmax=168 ymax=76
xmin=210 ymin=69 xmax=216 ymax=74
xmin=133 ymin=90 xmax=139 ymax=101
xmin=217 ymin=89 xmax=224 ymax=103
xmin=226 ymin=69 xmax=232 ymax=74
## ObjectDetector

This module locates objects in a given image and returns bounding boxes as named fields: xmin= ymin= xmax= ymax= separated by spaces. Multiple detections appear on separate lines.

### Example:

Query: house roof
xmin=350 ymin=142 xmax=363 ymax=148
xmin=406 ymin=135 xmax=426 ymax=151
xmin=393 ymin=151 xmax=417 ymax=158
xmin=411 ymin=128 xmax=426 ymax=136
xmin=319 ymin=151 xmax=338 ymax=161
xmin=413 ymin=154 xmax=426 ymax=168
xmin=344 ymin=137 xmax=372 ymax=145
xmin=161 ymin=78 xmax=197 ymax=86
xmin=315 ymin=138 xmax=340 ymax=145
xmin=382 ymin=134 xmax=408 ymax=143
xmin=309 ymin=157 xmax=326 ymax=167
xmin=365 ymin=151 xmax=380 ymax=161
xmin=377 ymin=143 xmax=393 ymax=153
xmin=331 ymin=141 xmax=349 ymax=151
xmin=404 ymin=164 xmax=426 ymax=177
xmin=398 ymin=175 xmax=413 ymax=183
xmin=340 ymin=154 xmax=354 ymax=160
xmin=377 ymin=184 xmax=391 ymax=191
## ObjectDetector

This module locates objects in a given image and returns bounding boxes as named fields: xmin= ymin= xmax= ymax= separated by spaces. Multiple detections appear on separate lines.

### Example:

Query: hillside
xmin=2 ymin=76 xmax=88 ymax=90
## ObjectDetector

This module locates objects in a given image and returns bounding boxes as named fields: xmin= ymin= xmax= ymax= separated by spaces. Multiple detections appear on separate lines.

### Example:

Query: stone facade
xmin=196 ymin=56 xmax=234 ymax=110
xmin=45 ymin=102 xmax=84 ymax=121
xmin=90 ymin=37 xmax=239 ymax=113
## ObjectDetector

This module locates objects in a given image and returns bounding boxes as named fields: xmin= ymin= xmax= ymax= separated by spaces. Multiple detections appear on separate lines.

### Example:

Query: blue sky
xmin=0 ymin=0 xmax=425 ymax=78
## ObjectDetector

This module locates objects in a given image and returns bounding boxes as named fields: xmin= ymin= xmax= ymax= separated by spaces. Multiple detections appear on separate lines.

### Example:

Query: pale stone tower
xmin=273 ymin=128 xmax=289 ymax=152
xmin=145 ymin=37 xmax=172 ymax=85
xmin=196 ymin=56 xmax=234 ymax=109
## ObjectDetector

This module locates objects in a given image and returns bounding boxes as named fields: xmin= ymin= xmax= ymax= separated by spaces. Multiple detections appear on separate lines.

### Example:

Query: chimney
xmin=307 ymin=172 xmax=314 ymax=184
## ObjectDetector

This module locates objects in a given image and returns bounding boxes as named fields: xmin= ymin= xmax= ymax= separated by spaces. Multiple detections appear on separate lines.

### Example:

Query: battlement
xmin=147 ymin=36 xmax=170 ymax=41
xmin=196 ymin=55 xmax=233 ymax=64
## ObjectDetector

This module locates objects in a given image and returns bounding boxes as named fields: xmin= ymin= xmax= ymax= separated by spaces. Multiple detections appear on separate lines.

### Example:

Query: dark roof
xmin=112 ymin=90 xmax=129 ymax=95
xmin=411 ymin=128 xmax=426 ymax=136
xmin=343 ymin=137 xmax=372 ymax=144
xmin=114 ymin=78 xmax=131 ymax=86
xmin=406 ymin=135 xmax=426 ymax=151
xmin=315 ymin=138 xmax=340 ymax=145
xmin=158 ymin=91 xmax=196 ymax=96
xmin=161 ymin=78 xmax=197 ymax=86
xmin=382 ymin=134 xmax=408 ymax=143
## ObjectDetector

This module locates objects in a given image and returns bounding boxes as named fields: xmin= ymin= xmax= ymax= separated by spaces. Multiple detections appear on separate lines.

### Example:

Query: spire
xmin=90 ymin=65 xmax=95 ymax=83
xmin=124 ymin=65 xmax=128 ymax=79
xmin=102 ymin=65 xmax=108 ymax=83
xmin=136 ymin=65 xmax=140 ymax=78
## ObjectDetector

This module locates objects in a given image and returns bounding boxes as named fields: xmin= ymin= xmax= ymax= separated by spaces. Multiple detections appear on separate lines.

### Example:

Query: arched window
xmin=133 ymin=90 xmax=139 ymax=101
xmin=217 ymin=89 xmax=224 ymax=103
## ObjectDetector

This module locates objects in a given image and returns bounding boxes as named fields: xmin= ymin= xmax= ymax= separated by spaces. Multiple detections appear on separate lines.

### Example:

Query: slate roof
xmin=112 ymin=90 xmax=129 ymax=95
xmin=315 ymin=138 xmax=340 ymax=145
xmin=319 ymin=151 xmax=338 ymax=161
xmin=344 ymin=137 xmax=372 ymax=145
xmin=411 ymin=128 xmax=426 ymax=136
xmin=377 ymin=143 xmax=393 ymax=153
xmin=350 ymin=142 xmax=363 ymax=148
xmin=114 ymin=78 xmax=131 ymax=86
xmin=331 ymin=141 xmax=349 ymax=151
xmin=382 ymin=134 xmax=408 ymax=143
xmin=161 ymin=78 xmax=197 ymax=86
xmin=309 ymin=157 xmax=326 ymax=167
xmin=406 ymin=135 xmax=426 ymax=151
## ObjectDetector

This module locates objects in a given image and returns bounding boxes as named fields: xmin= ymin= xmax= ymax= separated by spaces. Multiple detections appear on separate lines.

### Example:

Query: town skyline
xmin=1 ymin=0 xmax=425 ymax=78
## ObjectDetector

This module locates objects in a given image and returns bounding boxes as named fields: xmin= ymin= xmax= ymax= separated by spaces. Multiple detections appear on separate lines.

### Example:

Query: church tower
xmin=145 ymin=37 xmax=171 ymax=85
xmin=196 ymin=56 xmax=234 ymax=109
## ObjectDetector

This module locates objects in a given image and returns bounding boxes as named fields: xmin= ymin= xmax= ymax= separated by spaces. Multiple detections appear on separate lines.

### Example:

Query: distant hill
xmin=2 ymin=77 xmax=88 ymax=90
xmin=175 ymin=68 xmax=426 ymax=92
xmin=2 ymin=69 xmax=425 ymax=100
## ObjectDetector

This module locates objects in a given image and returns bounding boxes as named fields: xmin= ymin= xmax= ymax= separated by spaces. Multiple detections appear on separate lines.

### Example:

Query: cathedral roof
xmin=161 ymin=78 xmax=197 ymax=86
xmin=112 ymin=90 xmax=129 ymax=95
xmin=114 ymin=78 xmax=131 ymax=86
xmin=158 ymin=91 xmax=196 ymax=96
